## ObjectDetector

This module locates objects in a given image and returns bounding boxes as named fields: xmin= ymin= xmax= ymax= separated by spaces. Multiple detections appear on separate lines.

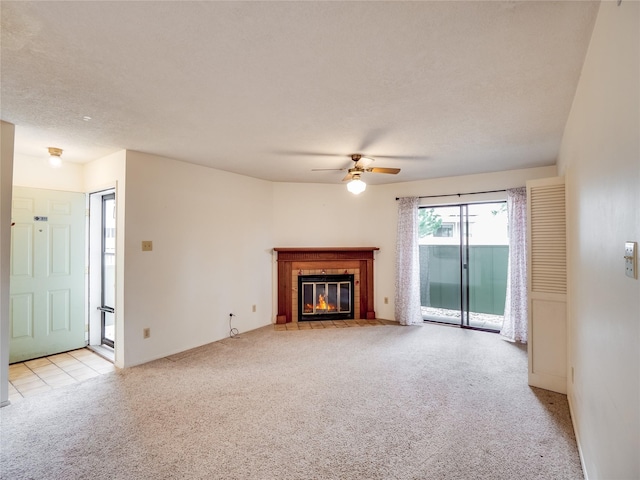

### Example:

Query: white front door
xmin=10 ymin=186 xmax=86 ymax=363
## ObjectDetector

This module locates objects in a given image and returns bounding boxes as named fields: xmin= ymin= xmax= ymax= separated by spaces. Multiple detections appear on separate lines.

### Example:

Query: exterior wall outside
xmin=419 ymin=245 xmax=508 ymax=316
xmin=556 ymin=1 xmax=640 ymax=478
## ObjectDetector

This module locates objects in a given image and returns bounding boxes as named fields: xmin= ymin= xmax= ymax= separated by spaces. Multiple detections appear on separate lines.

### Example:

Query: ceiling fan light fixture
xmin=347 ymin=175 xmax=366 ymax=195
xmin=48 ymin=147 xmax=63 ymax=168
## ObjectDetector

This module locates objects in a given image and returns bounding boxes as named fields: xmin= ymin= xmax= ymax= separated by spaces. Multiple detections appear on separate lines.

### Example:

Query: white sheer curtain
xmin=500 ymin=187 xmax=528 ymax=343
xmin=395 ymin=197 xmax=423 ymax=325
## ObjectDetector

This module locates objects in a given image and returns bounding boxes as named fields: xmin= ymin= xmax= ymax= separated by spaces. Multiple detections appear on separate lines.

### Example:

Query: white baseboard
xmin=567 ymin=393 xmax=588 ymax=480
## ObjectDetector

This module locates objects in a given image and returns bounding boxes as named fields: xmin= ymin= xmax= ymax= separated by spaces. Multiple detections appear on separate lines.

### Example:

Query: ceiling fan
xmin=312 ymin=154 xmax=400 ymax=194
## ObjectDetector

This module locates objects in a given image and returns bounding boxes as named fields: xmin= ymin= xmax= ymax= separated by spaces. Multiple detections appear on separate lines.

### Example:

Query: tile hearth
xmin=274 ymin=319 xmax=397 ymax=330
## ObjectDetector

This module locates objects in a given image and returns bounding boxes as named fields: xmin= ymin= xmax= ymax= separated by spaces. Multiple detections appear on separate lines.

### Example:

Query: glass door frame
xmin=99 ymin=193 xmax=115 ymax=348
xmin=420 ymin=200 xmax=508 ymax=333
xmin=460 ymin=203 xmax=470 ymax=328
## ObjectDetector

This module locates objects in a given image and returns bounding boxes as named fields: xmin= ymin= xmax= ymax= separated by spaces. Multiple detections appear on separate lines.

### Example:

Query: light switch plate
xmin=624 ymin=241 xmax=636 ymax=279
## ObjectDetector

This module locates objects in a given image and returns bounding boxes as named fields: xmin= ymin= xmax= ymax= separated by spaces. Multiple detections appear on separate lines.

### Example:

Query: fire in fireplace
xmin=298 ymin=274 xmax=355 ymax=321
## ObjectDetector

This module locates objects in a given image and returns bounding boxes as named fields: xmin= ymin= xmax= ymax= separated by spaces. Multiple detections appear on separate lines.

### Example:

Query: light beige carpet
xmin=0 ymin=322 xmax=583 ymax=479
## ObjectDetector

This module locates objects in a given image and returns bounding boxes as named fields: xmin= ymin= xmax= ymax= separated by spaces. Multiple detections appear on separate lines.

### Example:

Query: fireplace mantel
xmin=274 ymin=247 xmax=379 ymax=324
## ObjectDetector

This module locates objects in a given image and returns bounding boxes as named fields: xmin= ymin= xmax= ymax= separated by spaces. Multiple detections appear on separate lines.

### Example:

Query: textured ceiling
xmin=1 ymin=1 xmax=599 ymax=184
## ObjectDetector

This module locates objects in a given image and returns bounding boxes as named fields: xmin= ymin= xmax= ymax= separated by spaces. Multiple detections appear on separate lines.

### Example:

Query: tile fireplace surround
xmin=273 ymin=247 xmax=379 ymax=324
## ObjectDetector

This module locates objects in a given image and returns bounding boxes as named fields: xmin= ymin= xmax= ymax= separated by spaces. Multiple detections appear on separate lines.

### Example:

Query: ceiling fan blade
xmin=354 ymin=156 xmax=374 ymax=169
xmin=357 ymin=129 xmax=388 ymax=152
xmin=342 ymin=172 xmax=354 ymax=182
xmin=273 ymin=150 xmax=343 ymax=157
xmin=311 ymin=168 xmax=346 ymax=171
xmin=367 ymin=167 xmax=401 ymax=175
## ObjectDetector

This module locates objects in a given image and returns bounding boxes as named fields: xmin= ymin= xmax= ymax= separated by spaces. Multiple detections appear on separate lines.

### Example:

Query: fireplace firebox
xmin=298 ymin=274 xmax=354 ymax=321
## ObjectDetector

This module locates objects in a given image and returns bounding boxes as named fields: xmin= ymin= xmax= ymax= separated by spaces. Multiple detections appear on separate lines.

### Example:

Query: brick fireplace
xmin=273 ymin=247 xmax=379 ymax=324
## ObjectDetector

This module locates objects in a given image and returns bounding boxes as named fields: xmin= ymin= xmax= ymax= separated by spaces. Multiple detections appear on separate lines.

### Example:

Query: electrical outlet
xmin=384 ymin=297 xmax=389 ymax=304
xmin=624 ymin=241 xmax=637 ymax=279
xmin=252 ymin=304 xmax=256 ymax=313
xmin=143 ymin=327 xmax=150 ymax=339
xmin=141 ymin=241 xmax=153 ymax=252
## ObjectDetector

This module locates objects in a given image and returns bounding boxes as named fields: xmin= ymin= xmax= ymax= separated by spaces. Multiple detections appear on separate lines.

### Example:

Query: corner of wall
xmin=0 ymin=121 xmax=16 ymax=407
xmin=555 ymin=0 xmax=640 ymax=477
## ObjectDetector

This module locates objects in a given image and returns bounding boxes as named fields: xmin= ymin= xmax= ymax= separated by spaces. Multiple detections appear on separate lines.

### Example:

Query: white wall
xmin=274 ymin=166 xmax=556 ymax=321
xmin=273 ymin=182 xmax=377 ymax=248
xmin=556 ymin=1 xmax=639 ymax=478
xmin=12 ymin=153 xmax=84 ymax=192
xmin=84 ymin=150 xmax=127 ymax=194
xmin=0 ymin=121 xmax=15 ymax=407
xmin=122 ymin=151 xmax=274 ymax=366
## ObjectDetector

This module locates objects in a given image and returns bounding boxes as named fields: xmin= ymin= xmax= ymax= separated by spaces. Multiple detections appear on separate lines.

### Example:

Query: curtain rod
xmin=395 ymin=189 xmax=507 ymax=201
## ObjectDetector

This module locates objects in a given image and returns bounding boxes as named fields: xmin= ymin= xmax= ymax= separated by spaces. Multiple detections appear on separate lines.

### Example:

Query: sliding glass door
xmin=419 ymin=205 xmax=463 ymax=326
xmin=418 ymin=202 xmax=508 ymax=332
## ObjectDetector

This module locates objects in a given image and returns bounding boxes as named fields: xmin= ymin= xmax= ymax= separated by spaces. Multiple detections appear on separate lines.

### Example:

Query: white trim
xmin=568 ymin=394 xmax=589 ymax=480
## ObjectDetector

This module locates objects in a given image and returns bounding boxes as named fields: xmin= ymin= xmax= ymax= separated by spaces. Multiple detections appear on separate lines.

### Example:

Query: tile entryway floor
xmin=274 ymin=319 xmax=397 ymax=330
xmin=8 ymin=348 xmax=115 ymax=404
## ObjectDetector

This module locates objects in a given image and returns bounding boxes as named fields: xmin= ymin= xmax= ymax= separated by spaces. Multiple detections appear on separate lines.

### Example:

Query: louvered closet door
xmin=527 ymin=177 xmax=567 ymax=394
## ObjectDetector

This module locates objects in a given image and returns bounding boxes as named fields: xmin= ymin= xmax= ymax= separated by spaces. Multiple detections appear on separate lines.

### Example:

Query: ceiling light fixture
xmin=48 ymin=147 xmax=63 ymax=168
xmin=346 ymin=173 xmax=366 ymax=195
